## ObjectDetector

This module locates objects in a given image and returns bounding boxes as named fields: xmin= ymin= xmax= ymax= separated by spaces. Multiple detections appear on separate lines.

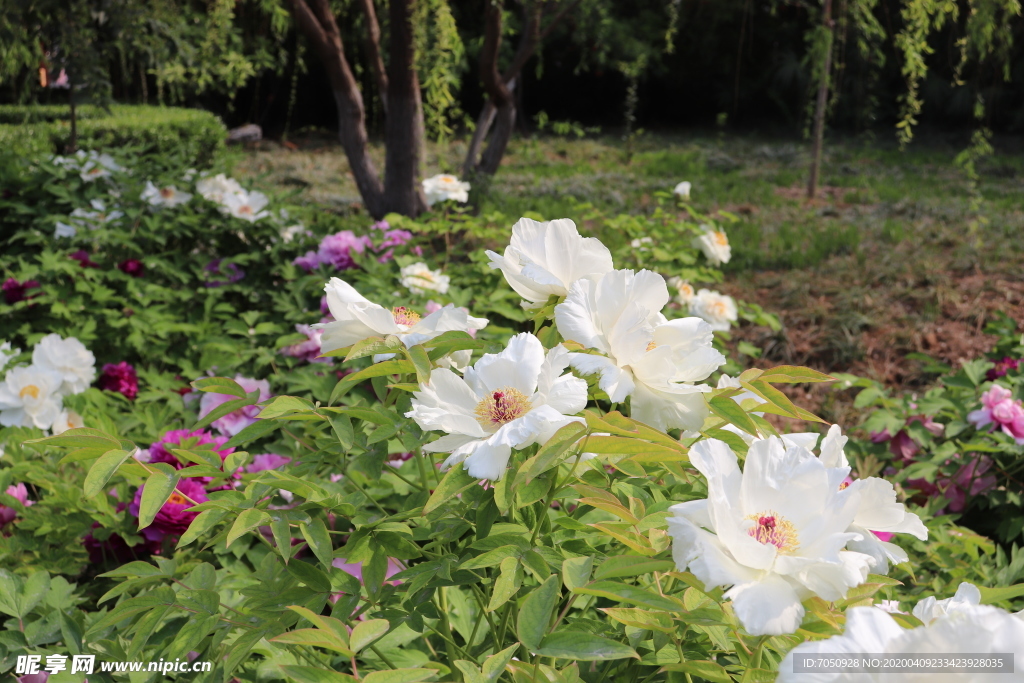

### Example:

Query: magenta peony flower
xmin=69 ymin=250 xmax=100 ymax=268
xmin=281 ymin=323 xmax=329 ymax=363
xmin=320 ymin=295 xmax=331 ymax=316
xmin=294 ymin=250 xmax=321 ymax=272
xmin=148 ymin=428 xmax=235 ymax=470
xmin=0 ymin=483 xmax=33 ymax=526
xmin=387 ymin=452 xmax=415 ymax=468
xmin=118 ymin=259 xmax=145 ymax=277
xmin=944 ymin=455 xmax=998 ymax=513
xmin=129 ymin=478 xmax=209 ymax=543
xmin=198 ymin=375 xmax=272 ymax=436
xmin=98 ymin=361 xmax=138 ymax=400
xmin=2 ymin=278 xmax=41 ymax=304
xmin=316 ymin=230 xmax=372 ymax=270
xmin=870 ymin=415 xmax=944 ymax=462
xmin=371 ymin=221 xmax=414 ymax=263
xmin=203 ymin=259 xmax=245 ymax=288
xmin=246 ymin=453 xmax=292 ymax=473
xmin=18 ymin=673 xmax=49 ymax=683
xmin=968 ymin=385 xmax=1024 ymax=444
xmin=986 ymin=357 xmax=1020 ymax=381
xmin=330 ymin=556 xmax=404 ymax=603
xmin=84 ymin=502 xmax=154 ymax=563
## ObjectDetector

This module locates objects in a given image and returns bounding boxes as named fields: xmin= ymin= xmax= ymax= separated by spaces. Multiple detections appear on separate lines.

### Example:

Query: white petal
xmin=461 ymin=438 xmax=513 ymax=481
xmin=725 ymin=575 xmax=806 ymax=636
xmin=407 ymin=368 xmax=488 ymax=438
xmin=568 ymin=353 xmax=634 ymax=403
xmin=464 ymin=332 xmax=544 ymax=396
xmin=535 ymin=345 xmax=588 ymax=415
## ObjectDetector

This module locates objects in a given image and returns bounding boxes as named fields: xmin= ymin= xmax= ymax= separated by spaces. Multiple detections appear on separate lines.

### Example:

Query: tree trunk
xmin=68 ymin=84 xmax=77 ymax=153
xmin=807 ymin=0 xmax=834 ymax=200
xmin=355 ymin=0 xmax=388 ymax=116
xmin=383 ymin=0 xmax=427 ymax=215
xmin=287 ymin=0 xmax=386 ymax=216
xmin=479 ymin=101 xmax=516 ymax=175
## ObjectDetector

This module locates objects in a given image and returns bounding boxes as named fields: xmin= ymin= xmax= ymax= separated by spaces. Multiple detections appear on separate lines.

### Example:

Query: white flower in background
xmin=630 ymin=236 xmax=654 ymax=251
xmin=220 ymin=190 xmax=270 ymax=222
xmin=692 ymin=224 xmax=731 ymax=265
xmin=141 ymin=181 xmax=192 ymax=208
xmin=182 ymin=168 xmax=198 ymax=181
xmin=70 ymin=199 xmax=124 ymax=228
xmin=689 ymin=288 xmax=737 ymax=331
xmin=280 ymin=224 xmax=310 ymax=243
xmin=486 ymin=218 xmax=614 ymax=308
xmin=0 ymin=343 xmax=19 ymax=373
xmin=51 ymin=409 xmax=85 ymax=434
xmin=666 ymin=276 xmax=695 ymax=306
xmin=778 ymin=586 xmax=1024 ymax=682
xmin=555 ymin=269 xmax=725 ymax=431
xmin=196 ymin=173 xmax=243 ymax=203
xmin=667 ymin=437 xmax=876 ymax=636
xmin=422 ymin=174 xmax=470 ymax=207
xmin=78 ymin=152 xmax=121 ymax=182
xmin=0 ymin=365 xmax=64 ymax=429
xmin=54 ymin=221 xmax=77 ymax=238
xmin=400 ymin=262 xmax=450 ymax=295
xmin=315 ymin=278 xmax=488 ymax=360
xmin=912 ymin=582 xmax=982 ymax=624
xmin=673 ymin=181 xmax=691 ymax=199
xmin=406 ymin=333 xmax=587 ymax=481
xmin=31 ymin=333 xmax=96 ymax=394
xmin=875 ymin=599 xmax=904 ymax=614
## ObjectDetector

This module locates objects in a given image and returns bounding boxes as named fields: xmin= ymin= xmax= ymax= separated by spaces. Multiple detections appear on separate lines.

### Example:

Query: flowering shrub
xmin=1 ymin=147 xmax=1022 ymax=682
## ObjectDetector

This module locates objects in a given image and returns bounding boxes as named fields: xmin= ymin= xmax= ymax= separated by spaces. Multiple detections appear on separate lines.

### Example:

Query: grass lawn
xmin=233 ymin=130 xmax=1024 ymax=426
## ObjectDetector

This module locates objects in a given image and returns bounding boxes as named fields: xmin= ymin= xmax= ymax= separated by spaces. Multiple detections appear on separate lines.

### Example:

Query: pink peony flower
xmin=387 ymin=452 xmax=415 ymax=468
xmin=281 ymin=322 xmax=330 ymax=363
xmin=98 ymin=361 xmax=138 ymax=400
xmin=198 ymin=375 xmax=272 ymax=436
xmin=317 ymin=230 xmax=372 ymax=270
xmin=294 ymin=251 xmax=320 ymax=272
xmin=330 ymin=556 xmax=404 ymax=603
xmin=371 ymin=221 xmax=414 ymax=263
xmin=129 ymin=478 xmax=209 ymax=543
xmin=19 ymin=673 xmax=50 ymax=683
xmin=320 ymin=295 xmax=331 ymax=316
xmin=246 ymin=453 xmax=292 ymax=473
xmin=148 ymin=428 xmax=235 ymax=470
xmin=118 ymin=259 xmax=145 ymax=277
xmin=0 ymin=483 xmax=33 ymax=526
xmin=968 ymin=385 xmax=1024 ymax=444
xmin=870 ymin=415 xmax=945 ymax=462
xmin=944 ymin=455 xmax=998 ymax=513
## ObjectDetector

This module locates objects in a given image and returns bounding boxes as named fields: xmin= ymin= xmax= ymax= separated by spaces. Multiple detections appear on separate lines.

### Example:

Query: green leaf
xmin=573 ymin=581 xmax=684 ymax=612
xmin=362 ymin=669 xmax=437 ymax=683
xmin=404 ymin=343 xmax=433 ymax=386
xmin=482 ymin=644 xmax=519 ymax=681
xmin=83 ymin=449 xmax=134 ymax=497
xmin=487 ymin=556 xmax=522 ymax=612
xmin=20 ymin=571 xmax=50 ymax=616
xmin=177 ymin=509 xmax=229 ymax=548
xmin=461 ymin=545 xmax=523 ymax=570
xmin=271 ymin=630 xmax=354 ymax=656
xmin=227 ymin=508 xmax=271 ymax=547
xmin=24 ymin=427 xmax=120 ymax=450
xmin=300 ymin=517 xmax=334 ymax=569
xmin=137 ymin=468 xmax=180 ymax=530
xmin=535 ymin=631 xmax=638 ymax=660
xmin=330 ymin=360 xmax=415 ymax=403
xmin=287 ymin=559 xmax=332 ymax=593
xmin=978 ymin=583 xmax=1024 ymax=604
xmin=423 ymin=464 xmax=477 ymax=514
xmin=259 ymin=395 xmax=316 ymax=419
xmin=192 ymin=376 xmax=247 ymax=398
xmin=662 ymin=661 xmax=733 ymax=683
xmin=350 ymin=618 xmax=389 ymax=653
xmin=222 ymin=418 xmax=281 ymax=449
xmin=706 ymin=394 xmax=760 ymax=437
xmin=593 ymin=556 xmax=675 ymax=580
xmin=517 ymin=575 xmax=560 ymax=651
xmin=277 ymin=667 xmax=357 ymax=683
xmin=520 ymin=422 xmax=588 ymax=483
xmin=757 ymin=365 xmax=835 ymax=384
xmin=194 ymin=390 xmax=260 ymax=430
xmin=561 ymin=556 xmax=593 ymax=591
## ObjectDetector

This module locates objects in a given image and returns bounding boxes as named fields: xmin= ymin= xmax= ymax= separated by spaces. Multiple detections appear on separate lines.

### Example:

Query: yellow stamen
xmin=392 ymin=306 xmax=421 ymax=326
xmin=713 ymin=231 xmax=729 ymax=246
xmin=167 ymin=492 xmax=189 ymax=505
xmin=746 ymin=511 xmax=799 ymax=554
xmin=19 ymin=385 xmax=40 ymax=400
xmin=474 ymin=387 xmax=531 ymax=428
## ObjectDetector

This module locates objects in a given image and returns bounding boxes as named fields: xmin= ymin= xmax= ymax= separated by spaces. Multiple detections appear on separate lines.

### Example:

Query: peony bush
xmin=1 ymin=150 xmax=1022 ymax=682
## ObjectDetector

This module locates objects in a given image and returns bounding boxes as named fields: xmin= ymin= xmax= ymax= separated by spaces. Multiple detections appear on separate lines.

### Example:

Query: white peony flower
xmin=666 ymin=276 xmax=695 ymax=306
xmin=79 ymin=152 xmax=121 ymax=182
xmin=400 ymin=262 xmax=450 ymax=295
xmin=141 ymin=181 xmax=192 ymax=207
xmin=54 ymin=221 xmax=77 ymax=238
xmin=196 ymin=174 xmax=244 ymax=204
xmin=280 ymin=224 xmax=310 ymax=243
xmin=315 ymin=278 xmax=488 ymax=360
xmin=51 ymin=408 xmax=85 ymax=434
xmin=405 ymin=333 xmax=587 ymax=481
xmin=689 ymin=288 xmax=737 ymax=331
xmin=875 ymin=599 xmax=904 ymax=614
xmin=0 ymin=365 xmax=65 ymax=429
xmin=630 ymin=236 xmax=654 ymax=251
xmin=422 ymin=174 xmax=470 ymax=207
xmin=673 ymin=181 xmax=692 ymax=199
xmin=220 ymin=189 xmax=270 ymax=222
xmin=911 ymin=582 xmax=982 ymax=624
xmin=692 ymin=224 xmax=731 ymax=265
xmin=70 ymin=199 xmax=123 ymax=228
xmin=554 ymin=269 xmax=724 ymax=431
xmin=0 ymin=343 xmax=19 ymax=373
xmin=486 ymin=218 xmax=614 ymax=309
xmin=666 ymin=437 xmax=876 ymax=636
xmin=778 ymin=588 xmax=1024 ymax=682
xmin=31 ymin=333 xmax=96 ymax=395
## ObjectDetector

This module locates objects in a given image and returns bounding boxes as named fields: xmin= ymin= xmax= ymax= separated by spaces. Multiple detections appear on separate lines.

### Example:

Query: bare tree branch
xmin=355 ymin=0 xmax=389 ymax=115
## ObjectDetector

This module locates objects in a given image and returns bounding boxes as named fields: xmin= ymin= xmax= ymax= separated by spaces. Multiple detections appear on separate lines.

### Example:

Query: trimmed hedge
xmin=0 ymin=105 xmax=226 ymax=166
